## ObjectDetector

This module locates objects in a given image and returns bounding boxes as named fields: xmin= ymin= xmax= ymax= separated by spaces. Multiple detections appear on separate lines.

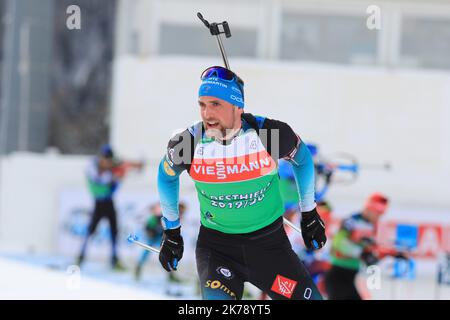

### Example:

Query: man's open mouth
xmin=206 ymin=121 xmax=219 ymax=129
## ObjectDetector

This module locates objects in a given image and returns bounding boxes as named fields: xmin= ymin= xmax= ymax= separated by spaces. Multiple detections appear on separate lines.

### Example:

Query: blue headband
xmin=198 ymin=77 xmax=244 ymax=108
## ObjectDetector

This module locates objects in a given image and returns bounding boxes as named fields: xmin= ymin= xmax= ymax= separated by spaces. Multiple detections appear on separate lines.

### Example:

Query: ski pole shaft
xmin=127 ymin=234 xmax=160 ymax=253
xmin=358 ymin=162 xmax=391 ymax=171
xmin=283 ymin=217 xmax=302 ymax=234
xmin=215 ymin=34 xmax=230 ymax=69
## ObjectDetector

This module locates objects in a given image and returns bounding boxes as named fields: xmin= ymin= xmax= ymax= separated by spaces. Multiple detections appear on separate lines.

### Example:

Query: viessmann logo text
xmin=190 ymin=151 xmax=276 ymax=182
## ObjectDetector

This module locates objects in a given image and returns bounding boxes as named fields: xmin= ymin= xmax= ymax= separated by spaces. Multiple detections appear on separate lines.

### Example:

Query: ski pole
xmin=197 ymin=12 xmax=232 ymax=69
xmin=283 ymin=217 xmax=302 ymax=234
xmin=215 ymin=33 xmax=230 ymax=69
xmin=283 ymin=218 xmax=324 ymax=249
xmin=129 ymin=221 xmax=301 ymax=253
xmin=127 ymin=234 xmax=160 ymax=254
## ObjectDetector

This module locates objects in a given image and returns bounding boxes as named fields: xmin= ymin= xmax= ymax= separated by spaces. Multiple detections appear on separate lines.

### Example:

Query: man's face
xmin=363 ymin=197 xmax=388 ymax=224
xmin=364 ymin=208 xmax=386 ymax=224
xmin=198 ymin=96 xmax=243 ymax=139
xmin=99 ymin=157 xmax=114 ymax=171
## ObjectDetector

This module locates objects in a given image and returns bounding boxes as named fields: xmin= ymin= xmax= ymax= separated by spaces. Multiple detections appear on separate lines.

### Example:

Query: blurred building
xmin=49 ymin=0 xmax=116 ymax=155
xmin=114 ymin=0 xmax=450 ymax=69
xmin=0 ymin=0 xmax=54 ymax=154
xmin=0 ymin=0 xmax=116 ymax=155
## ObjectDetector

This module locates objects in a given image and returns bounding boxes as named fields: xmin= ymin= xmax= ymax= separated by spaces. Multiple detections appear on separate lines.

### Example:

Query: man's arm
xmin=157 ymin=129 xmax=194 ymax=272
xmin=289 ymin=141 xmax=316 ymax=212
xmin=157 ymin=157 xmax=182 ymax=229
xmin=157 ymin=129 xmax=193 ymax=230
xmin=260 ymin=117 xmax=315 ymax=211
xmin=287 ymin=139 xmax=326 ymax=249
xmin=257 ymin=116 xmax=315 ymax=210
xmin=333 ymin=218 xmax=380 ymax=265
xmin=260 ymin=116 xmax=326 ymax=249
xmin=157 ymin=160 xmax=184 ymax=271
xmin=332 ymin=229 xmax=365 ymax=258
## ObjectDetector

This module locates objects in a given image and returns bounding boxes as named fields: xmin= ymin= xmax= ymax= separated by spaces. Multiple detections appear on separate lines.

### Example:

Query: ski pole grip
xmin=222 ymin=21 xmax=231 ymax=38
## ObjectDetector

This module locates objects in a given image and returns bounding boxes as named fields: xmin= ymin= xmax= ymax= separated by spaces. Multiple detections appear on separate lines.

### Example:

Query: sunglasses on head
xmin=200 ymin=66 xmax=245 ymax=97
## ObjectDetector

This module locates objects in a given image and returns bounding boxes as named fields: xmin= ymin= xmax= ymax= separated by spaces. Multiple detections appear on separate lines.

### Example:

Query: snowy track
xmin=0 ymin=257 xmax=170 ymax=299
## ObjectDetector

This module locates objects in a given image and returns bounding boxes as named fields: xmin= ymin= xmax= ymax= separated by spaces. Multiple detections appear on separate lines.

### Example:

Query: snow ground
xmin=0 ymin=254 xmax=448 ymax=300
xmin=0 ymin=254 xmax=197 ymax=300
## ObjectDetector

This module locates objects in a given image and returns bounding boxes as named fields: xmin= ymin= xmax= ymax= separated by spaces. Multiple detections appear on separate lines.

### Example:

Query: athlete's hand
xmin=159 ymin=227 xmax=184 ymax=272
xmin=360 ymin=236 xmax=376 ymax=247
xmin=394 ymin=251 xmax=409 ymax=261
xmin=301 ymin=207 xmax=327 ymax=250
xmin=361 ymin=250 xmax=379 ymax=266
